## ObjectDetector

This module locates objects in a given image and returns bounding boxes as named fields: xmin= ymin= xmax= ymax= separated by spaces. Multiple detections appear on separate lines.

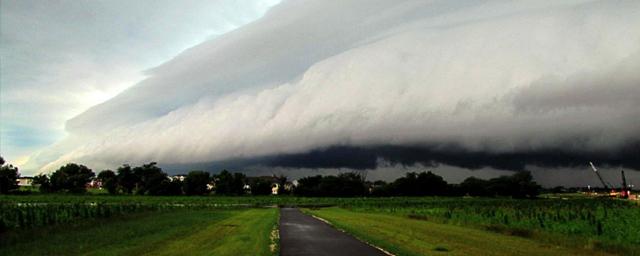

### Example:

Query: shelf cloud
xmin=26 ymin=0 xmax=640 ymax=176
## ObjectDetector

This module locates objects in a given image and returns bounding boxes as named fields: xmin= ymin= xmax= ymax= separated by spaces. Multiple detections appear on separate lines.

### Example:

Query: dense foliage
xmin=214 ymin=170 xmax=247 ymax=195
xmin=459 ymin=171 xmax=541 ymax=198
xmin=32 ymin=162 xmax=252 ymax=196
xmin=293 ymin=171 xmax=540 ymax=198
xmin=97 ymin=170 xmax=117 ymax=194
xmin=295 ymin=173 xmax=367 ymax=197
xmin=370 ymin=171 xmax=449 ymax=196
xmin=20 ymin=157 xmax=540 ymax=198
xmin=184 ymin=171 xmax=210 ymax=195
xmin=50 ymin=163 xmax=95 ymax=193
xmin=248 ymin=177 xmax=274 ymax=195
xmin=0 ymin=157 xmax=19 ymax=194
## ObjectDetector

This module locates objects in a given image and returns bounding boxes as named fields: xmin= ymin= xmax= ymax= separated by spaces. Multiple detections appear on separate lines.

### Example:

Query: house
xmin=17 ymin=177 xmax=33 ymax=186
xmin=285 ymin=180 xmax=298 ymax=191
xmin=169 ymin=174 xmax=187 ymax=182
xmin=243 ymin=175 xmax=296 ymax=195
xmin=86 ymin=179 xmax=103 ymax=189
xmin=272 ymin=180 xmax=297 ymax=195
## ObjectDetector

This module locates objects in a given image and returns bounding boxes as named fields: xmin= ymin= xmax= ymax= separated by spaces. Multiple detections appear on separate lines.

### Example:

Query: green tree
xmin=117 ymin=164 xmax=137 ymax=194
xmin=146 ymin=176 xmax=176 ymax=196
xmin=386 ymin=171 xmax=449 ymax=196
xmin=416 ymin=171 xmax=448 ymax=196
xmin=214 ymin=170 xmax=246 ymax=195
xmin=184 ymin=171 xmax=210 ymax=195
xmin=232 ymin=172 xmax=247 ymax=195
xmin=487 ymin=171 xmax=541 ymax=198
xmin=162 ymin=179 xmax=184 ymax=195
xmin=510 ymin=171 xmax=541 ymax=198
xmin=132 ymin=162 xmax=168 ymax=195
xmin=97 ymin=170 xmax=118 ymax=194
xmin=459 ymin=176 xmax=490 ymax=196
xmin=214 ymin=170 xmax=233 ymax=195
xmin=0 ymin=156 xmax=19 ymax=194
xmin=32 ymin=174 xmax=52 ymax=193
xmin=293 ymin=172 xmax=366 ymax=197
xmin=370 ymin=180 xmax=390 ymax=196
xmin=294 ymin=175 xmax=322 ymax=196
xmin=50 ymin=163 xmax=94 ymax=193
xmin=249 ymin=177 xmax=273 ymax=195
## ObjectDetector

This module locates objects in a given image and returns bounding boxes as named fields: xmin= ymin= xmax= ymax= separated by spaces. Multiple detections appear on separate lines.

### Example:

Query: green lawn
xmin=0 ymin=208 xmax=278 ymax=256
xmin=305 ymin=207 xmax=614 ymax=256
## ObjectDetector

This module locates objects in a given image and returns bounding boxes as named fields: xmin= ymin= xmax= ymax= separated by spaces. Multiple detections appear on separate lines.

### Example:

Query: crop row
xmin=346 ymin=198 xmax=640 ymax=247
xmin=0 ymin=202 xmax=247 ymax=231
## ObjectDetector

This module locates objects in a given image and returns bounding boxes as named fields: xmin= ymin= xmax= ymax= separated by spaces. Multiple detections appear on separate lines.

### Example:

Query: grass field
xmin=305 ymin=207 xmax=613 ymax=256
xmin=335 ymin=197 xmax=640 ymax=255
xmin=0 ymin=208 xmax=278 ymax=256
xmin=1 ymin=194 xmax=638 ymax=255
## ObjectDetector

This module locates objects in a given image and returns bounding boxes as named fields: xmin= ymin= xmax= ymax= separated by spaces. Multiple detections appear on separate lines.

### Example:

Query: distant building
xmin=17 ymin=177 xmax=33 ymax=186
xmin=284 ymin=181 xmax=297 ymax=192
xmin=86 ymin=179 xmax=102 ymax=189
xmin=169 ymin=174 xmax=187 ymax=182
xmin=272 ymin=180 xmax=297 ymax=195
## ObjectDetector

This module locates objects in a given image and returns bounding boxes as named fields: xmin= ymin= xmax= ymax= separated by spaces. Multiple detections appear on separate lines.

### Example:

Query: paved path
xmin=279 ymin=208 xmax=388 ymax=256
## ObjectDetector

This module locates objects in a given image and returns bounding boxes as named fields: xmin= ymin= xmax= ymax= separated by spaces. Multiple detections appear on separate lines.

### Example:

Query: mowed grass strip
xmin=0 ymin=208 xmax=277 ymax=256
xmin=305 ymin=207 xmax=613 ymax=256
xmin=143 ymin=208 xmax=278 ymax=256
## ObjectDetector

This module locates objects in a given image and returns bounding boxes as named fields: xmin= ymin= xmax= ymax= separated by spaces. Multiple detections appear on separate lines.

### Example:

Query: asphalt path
xmin=279 ymin=208 xmax=388 ymax=256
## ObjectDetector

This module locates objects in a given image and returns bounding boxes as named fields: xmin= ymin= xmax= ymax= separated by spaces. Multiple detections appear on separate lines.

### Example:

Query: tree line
xmin=30 ymin=162 xmax=281 ymax=196
xmin=389 ymin=171 xmax=539 ymax=198
xmin=295 ymin=171 xmax=541 ymax=198
xmin=1 ymin=155 xmax=540 ymax=198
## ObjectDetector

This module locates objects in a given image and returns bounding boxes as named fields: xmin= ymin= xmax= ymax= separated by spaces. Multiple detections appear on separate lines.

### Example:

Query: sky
xmin=1 ymin=0 xmax=639 ymax=187
xmin=1 ymin=0 xmax=280 ymax=165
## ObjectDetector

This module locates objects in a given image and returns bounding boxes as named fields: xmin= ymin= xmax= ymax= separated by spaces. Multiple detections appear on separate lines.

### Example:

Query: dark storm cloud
xmin=162 ymin=142 xmax=640 ymax=175
xmin=226 ymin=143 xmax=640 ymax=171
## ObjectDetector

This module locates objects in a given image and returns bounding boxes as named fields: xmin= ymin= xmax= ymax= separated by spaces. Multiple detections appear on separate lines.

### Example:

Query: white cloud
xmin=1 ymin=0 xmax=280 ymax=167
xmin=19 ymin=0 xmax=640 ymax=174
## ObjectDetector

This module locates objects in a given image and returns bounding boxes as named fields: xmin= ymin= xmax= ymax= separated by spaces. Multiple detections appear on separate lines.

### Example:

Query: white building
xmin=17 ymin=177 xmax=33 ymax=186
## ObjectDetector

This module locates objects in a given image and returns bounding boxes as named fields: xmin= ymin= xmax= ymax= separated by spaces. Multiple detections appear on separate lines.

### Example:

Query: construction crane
xmin=621 ymin=170 xmax=629 ymax=198
xmin=589 ymin=162 xmax=613 ymax=190
xmin=588 ymin=162 xmax=634 ymax=199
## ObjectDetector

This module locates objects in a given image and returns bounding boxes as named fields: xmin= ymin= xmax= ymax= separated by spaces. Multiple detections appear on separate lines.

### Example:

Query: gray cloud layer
xmin=24 ymin=0 xmax=640 ymax=175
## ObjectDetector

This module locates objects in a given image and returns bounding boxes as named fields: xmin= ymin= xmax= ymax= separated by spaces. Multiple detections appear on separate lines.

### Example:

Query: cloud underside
xmin=162 ymin=143 xmax=640 ymax=173
xmin=28 ymin=0 xmax=640 ymax=173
